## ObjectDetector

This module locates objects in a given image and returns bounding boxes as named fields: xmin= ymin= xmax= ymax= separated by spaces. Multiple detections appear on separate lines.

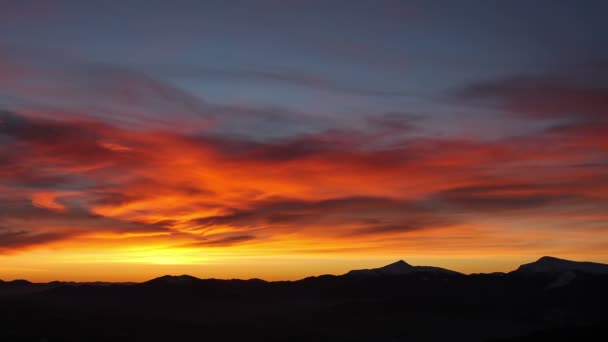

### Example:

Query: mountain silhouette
xmin=1 ymin=256 xmax=607 ymax=342
xmin=4 ymin=279 xmax=32 ymax=286
xmin=142 ymin=274 xmax=204 ymax=286
xmin=512 ymin=256 xmax=608 ymax=275
xmin=2 ymin=256 xmax=607 ymax=288
xmin=346 ymin=259 xmax=463 ymax=277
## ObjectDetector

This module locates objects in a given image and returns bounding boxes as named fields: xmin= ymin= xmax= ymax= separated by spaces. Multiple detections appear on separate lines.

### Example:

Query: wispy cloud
xmin=152 ymin=64 xmax=414 ymax=97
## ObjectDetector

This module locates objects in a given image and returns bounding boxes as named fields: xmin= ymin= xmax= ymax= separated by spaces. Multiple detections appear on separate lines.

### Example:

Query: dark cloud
xmin=434 ymin=184 xmax=584 ymax=212
xmin=91 ymin=178 xmax=214 ymax=208
xmin=190 ymin=196 xmax=455 ymax=238
xmin=189 ymin=129 xmax=371 ymax=162
xmin=191 ymin=127 xmax=427 ymax=169
xmin=0 ymin=228 xmax=69 ymax=250
xmin=454 ymin=69 xmax=608 ymax=120
xmin=0 ymin=110 xmax=94 ymax=143
xmin=544 ymin=120 xmax=608 ymax=149
xmin=0 ymin=110 xmax=118 ymax=160
xmin=0 ymin=111 xmax=135 ymax=190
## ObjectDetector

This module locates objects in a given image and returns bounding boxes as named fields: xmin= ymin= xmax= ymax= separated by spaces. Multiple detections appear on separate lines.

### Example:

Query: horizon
xmin=1 ymin=1 xmax=608 ymax=283
xmin=1 ymin=255 xmax=603 ymax=283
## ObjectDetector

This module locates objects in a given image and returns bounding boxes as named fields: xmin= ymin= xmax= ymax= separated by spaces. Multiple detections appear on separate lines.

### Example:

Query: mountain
xmin=142 ymin=274 xmax=204 ymax=286
xmin=345 ymin=259 xmax=462 ymax=277
xmin=1 ymin=257 xmax=607 ymax=341
xmin=3 ymin=279 xmax=32 ymax=286
xmin=512 ymin=256 xmax=608 ymax=275
xmin=0 ymin=279 xmax=34 ymax=289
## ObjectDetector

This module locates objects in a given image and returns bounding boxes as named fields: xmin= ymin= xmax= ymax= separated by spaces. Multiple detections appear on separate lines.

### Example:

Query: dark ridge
xmin=513 ymin=256 xmax=608 ymax=275
xmin=346 ymin=259 xmax=462 ymax=277
xmin=1 ymin=257 xmax=607 ymax=341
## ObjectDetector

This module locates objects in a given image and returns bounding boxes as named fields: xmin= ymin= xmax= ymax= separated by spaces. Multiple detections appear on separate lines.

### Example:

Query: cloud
xmin=544 ymin=120 xmax=608 ymax=149
xmin=0 ymin=46 xmax=215 ymax=132
xmin=186 ymin=234 xmax=258 ymax=247
xmin=1 ymin=89 xmax=608 ymax=253
xmin=0 ymin=110 xmax=112 ymax=158
xmin=1 ymin=46 xmax=415 ymax=141
xmin=453 ymin=66 xmax=608 ymax=121
xmin=0 ymin=197 xmax=169 ymax=252
xmin=0 ymin=111 xmax=137 ymax=191
xmin=151 ymin=64 xmax=414 ymax=98
xmin=366 ymin=112 xmax=424 ymax=131
xmin=0 ymin=228 xmax=68 ymax=250
xmin=190 ymin=196 xmax=456 ymax=239
xmin=434 ymin=184 xmax=579 ymax=212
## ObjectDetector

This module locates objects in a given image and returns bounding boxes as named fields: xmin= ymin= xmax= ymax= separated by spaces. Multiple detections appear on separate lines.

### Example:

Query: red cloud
xmin=1 ymin=106 xmax=607 ymax=255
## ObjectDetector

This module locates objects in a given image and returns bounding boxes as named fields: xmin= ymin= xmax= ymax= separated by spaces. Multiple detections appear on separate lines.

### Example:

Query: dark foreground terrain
xmin=1 ymin=256 xmax=607 ymax=342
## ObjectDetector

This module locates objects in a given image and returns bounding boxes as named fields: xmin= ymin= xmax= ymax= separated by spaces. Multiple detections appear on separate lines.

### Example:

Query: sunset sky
xmin=1 ymin=0 xmax=607 ymax=282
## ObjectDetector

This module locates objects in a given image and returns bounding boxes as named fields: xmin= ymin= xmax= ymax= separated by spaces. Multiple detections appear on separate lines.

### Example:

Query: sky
xmin=1 ymin=0 xmax=608 ymax=281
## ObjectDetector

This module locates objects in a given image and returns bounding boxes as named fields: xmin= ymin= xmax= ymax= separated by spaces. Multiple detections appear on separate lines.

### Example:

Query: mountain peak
xmin=376 ymin=260 xmax=414 ymax=274
xmin=144 ymin=274 xmax=202 ymax=285
xmin=346 ymin=259 xmax=460 ymax=277
xmin=383 ymin=260 xmax=412 ymax=268
xmin=8 ymin=279 xmax=32 ymax=286
xmin=393 ymin=260 xmax=411 ymax=266
xmin=537 ymin=256 xmax=566 ymax=263
xmin=514 ymin=256 xmax=608 ymax=275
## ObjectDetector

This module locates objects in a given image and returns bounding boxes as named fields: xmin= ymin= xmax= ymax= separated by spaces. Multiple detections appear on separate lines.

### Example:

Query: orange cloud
xmin=1 ymin=60 xmax=608 ymax=279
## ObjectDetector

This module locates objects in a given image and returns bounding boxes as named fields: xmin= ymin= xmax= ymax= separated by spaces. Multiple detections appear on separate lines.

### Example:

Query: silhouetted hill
xmin=1 ymin=257 xmax=607 ymax=341
xmin=346 ymin=259 xmax=462 ymax=277
xmin=142 ymin=274 xmax=204 ymax=286
xmin=3 ymin=279 xmax=32 ymax=286
xmin=512 ymin=256 xmax=608 ymax=275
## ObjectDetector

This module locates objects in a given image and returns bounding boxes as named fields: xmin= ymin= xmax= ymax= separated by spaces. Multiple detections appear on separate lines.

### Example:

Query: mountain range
xmin=2 ymin=256 xmax=607 ymax=288
xmin=1 ymin=256 xmax=607 ymax=342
